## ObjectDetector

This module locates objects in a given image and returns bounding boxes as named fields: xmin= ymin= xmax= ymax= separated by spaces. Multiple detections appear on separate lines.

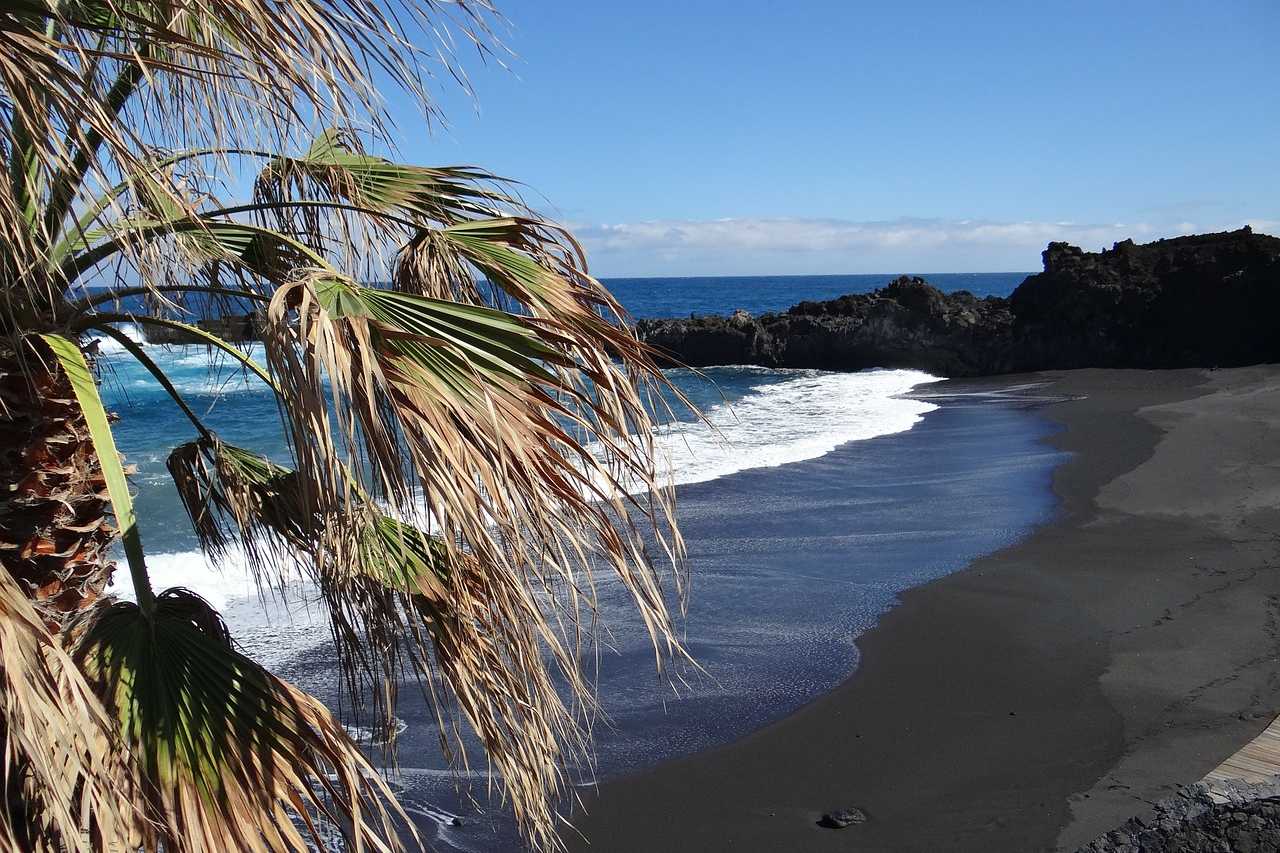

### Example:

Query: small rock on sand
xmin=818 ymin=807 xmax=868 ymax=829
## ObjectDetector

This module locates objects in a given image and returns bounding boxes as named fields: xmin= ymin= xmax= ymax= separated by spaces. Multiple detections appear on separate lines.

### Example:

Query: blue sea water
xmin=604 ymin=271 xmax=1028 ymax=319
xmin=87 ymin=271 xmax=1028 ymax=323
xmin=95 ymin=272 xmax=1031 ymax=560
xmin=89 ymin=272 xmax=1060 ymax=851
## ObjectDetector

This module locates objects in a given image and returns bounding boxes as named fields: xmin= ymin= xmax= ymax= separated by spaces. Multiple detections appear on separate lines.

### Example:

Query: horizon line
xmin=594 ymin=270 xmax=1037 ymax=281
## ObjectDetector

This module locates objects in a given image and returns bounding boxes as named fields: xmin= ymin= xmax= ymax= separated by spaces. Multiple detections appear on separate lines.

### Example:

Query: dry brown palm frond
xmin=255 ymin=266 xmax=688 ymax=848
xmin=166 ymin=435 xmax=310 ymax=589
xmin=342 ymin=516 xmax=595 ymax=851
xmin=245 ymin=128 xmax=525 ymax=294
xmin=8 ymin=0 xmax=505 ymax=167
xmin=0 ymin=567 xmax=141 ymax=852
xmin=164 ymin=428 xmax=585 ymax=846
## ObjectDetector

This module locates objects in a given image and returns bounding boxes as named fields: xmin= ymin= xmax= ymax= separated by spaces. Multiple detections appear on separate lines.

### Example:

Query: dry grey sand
xmin=567 ymin=366 xmax=1280 ymax=853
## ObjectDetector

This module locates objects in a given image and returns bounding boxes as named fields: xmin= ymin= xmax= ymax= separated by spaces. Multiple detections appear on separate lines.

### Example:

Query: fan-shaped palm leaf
xmin=76 ymin=588 xmax=415 ymax=852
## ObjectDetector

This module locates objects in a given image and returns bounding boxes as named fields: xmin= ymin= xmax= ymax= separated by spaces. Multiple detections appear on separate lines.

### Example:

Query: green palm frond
xmin=62 ymin=217 xmax=326 ymax=286
xmin=76 ymin=588 xmax=414 ymax=852
xmin=40 ymin=333 xmax=154 ymax=610
xmin=166 ymin=436 xmax=307 ymax=579
xmin=257 ymin=129 xmax=516 ymax=226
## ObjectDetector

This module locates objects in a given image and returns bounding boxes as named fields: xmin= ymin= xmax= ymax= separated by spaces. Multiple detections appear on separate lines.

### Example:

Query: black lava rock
xmin=1077 ymin=779 xmax=1280 ymax=853
xmin=636 ymin=228 xmax=1280 ymax=377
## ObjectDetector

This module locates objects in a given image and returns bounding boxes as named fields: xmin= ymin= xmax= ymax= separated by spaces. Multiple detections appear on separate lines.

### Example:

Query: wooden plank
xmin=1205 ymin=716 xmax=1280 ymax=783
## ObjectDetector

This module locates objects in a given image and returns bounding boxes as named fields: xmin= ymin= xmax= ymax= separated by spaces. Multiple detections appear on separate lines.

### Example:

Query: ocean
xmin=91 ymin=271 xmax=1057 ymax=850
xmin=602 ymin=272 xmax=1026 ymax=318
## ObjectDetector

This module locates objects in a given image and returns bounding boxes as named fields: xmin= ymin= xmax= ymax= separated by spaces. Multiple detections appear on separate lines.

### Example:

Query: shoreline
xmin=567 ymin=365 xmax=1280 ymax=852
xmin=400 ymin=369 xmax=1065 ymax=851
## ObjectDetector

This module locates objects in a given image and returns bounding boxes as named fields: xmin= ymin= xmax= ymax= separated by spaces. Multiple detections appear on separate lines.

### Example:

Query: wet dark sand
xmin=568 ymin=366 xmax=1280 ymax=853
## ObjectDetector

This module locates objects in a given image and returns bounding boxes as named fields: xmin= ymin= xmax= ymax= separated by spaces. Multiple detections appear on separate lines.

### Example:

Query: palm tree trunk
xmin=0 ymin=339 xmax=116 ymax=631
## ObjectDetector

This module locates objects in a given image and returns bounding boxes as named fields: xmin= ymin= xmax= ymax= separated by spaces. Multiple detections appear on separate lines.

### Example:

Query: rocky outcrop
xmin=639 ymin=276 xmax=1016 ymax=376
xmin=141 ymin=312 xmax=262 ymax=345
xmin=1012 ymin=229 xmax=1280 ymax=370
xmin=1077 ymin=779 xmax=1280 ymax=853
xmin=637 ymin=228 xmax=1280 ymax=377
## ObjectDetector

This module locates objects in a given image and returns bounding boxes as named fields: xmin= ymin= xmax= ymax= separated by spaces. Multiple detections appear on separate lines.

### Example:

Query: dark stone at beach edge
xmin=818 ymin=806 xmax=868 ymax=829
xmin=1077 ymin=778 xmax=1280 ymax=853
xmin=637 ymin=227 xmax=1280 ymax=377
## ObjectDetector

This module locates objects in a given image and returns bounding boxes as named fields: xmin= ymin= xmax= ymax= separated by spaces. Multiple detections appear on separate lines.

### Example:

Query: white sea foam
xmin=109 ymin=365 xmax=943 ymax=668
xmin=114 ymin=367 xmax=940 ymax=594
xmin=112 ymin=549 xmax=268 ymax=610
xmin=651 ymin=367 xmax=942 ymax=488
xmin=343 ymin=717 xmax=409 ymax=745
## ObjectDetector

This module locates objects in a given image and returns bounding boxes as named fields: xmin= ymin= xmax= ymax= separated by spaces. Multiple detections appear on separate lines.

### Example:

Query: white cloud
xmin=569 ymin=216 xmax=1279 ymax=276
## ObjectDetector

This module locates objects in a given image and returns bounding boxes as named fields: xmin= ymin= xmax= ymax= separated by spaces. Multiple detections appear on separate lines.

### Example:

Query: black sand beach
xmin=377 ymin=371 xmax=1065 ymax=852
xmin=568 ymin=366 xmax=1280 ymax=852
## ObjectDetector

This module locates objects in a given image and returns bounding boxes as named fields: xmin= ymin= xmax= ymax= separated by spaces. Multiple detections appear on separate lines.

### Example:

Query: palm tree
xmin=0 ymin=2 xmax=687 ymax=850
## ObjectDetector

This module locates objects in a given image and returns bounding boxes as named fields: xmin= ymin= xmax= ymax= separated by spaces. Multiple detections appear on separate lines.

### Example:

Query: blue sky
xmin=398 ymin=0 xmax=1278 ymax=276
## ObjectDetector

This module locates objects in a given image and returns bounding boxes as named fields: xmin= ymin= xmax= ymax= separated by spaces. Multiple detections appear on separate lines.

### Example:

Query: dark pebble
xmin=819 ymin=807 xmax=868 ymax=829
